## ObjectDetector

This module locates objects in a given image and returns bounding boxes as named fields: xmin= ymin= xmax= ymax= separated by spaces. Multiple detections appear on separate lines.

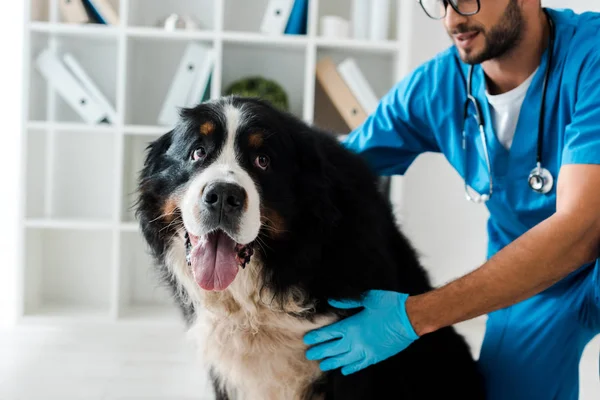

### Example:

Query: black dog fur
xmin=135 ymin=96 xmax=487 ymax=399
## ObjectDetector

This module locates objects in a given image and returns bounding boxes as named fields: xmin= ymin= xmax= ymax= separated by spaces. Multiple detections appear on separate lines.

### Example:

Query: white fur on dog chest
xmin=188 ymin=268 xmax=336 ymax=400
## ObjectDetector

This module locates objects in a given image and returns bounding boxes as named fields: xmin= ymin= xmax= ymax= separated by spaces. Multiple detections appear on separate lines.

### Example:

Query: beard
xmin=450 ymin=0 xmax=525 ymax=64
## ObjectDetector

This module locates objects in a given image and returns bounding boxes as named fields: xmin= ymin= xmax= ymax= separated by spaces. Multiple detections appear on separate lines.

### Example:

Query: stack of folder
xmin=315 ymin=57 xmax=380 ymax=131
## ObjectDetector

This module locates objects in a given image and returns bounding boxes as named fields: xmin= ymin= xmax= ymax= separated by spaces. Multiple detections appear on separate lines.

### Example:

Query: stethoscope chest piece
xmin=528 ymin=163 xmax=554 ymax=194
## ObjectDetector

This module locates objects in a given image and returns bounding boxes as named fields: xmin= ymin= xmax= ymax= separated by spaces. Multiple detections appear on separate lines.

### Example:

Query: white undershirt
xmin=485 ymin=67 xmax=539 ymax=150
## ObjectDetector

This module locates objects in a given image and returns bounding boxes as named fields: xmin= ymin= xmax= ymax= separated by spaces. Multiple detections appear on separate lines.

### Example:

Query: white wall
xmin=0 ymin=2 xmax=25 ymax=326
xmin=395 ymin=0 xmax=599 ymax=287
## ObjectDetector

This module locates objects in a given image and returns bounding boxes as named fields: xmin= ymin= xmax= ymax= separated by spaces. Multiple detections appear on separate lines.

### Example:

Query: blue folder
xmin=285 ymin=0 xmax=309 ymax=35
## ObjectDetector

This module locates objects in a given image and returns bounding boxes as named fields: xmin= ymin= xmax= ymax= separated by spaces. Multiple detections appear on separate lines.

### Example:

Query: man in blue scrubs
xmin=304 ymin=1 xmax=600 ymax=398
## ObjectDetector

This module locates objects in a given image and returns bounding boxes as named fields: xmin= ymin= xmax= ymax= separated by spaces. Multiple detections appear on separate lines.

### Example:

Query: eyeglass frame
xmin=417 ymin=0 xmax=482 ymax=20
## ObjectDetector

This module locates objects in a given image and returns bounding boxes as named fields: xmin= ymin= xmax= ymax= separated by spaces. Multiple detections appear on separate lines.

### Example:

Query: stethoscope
xmin=462 ymin=9 xmax=555 ymax=203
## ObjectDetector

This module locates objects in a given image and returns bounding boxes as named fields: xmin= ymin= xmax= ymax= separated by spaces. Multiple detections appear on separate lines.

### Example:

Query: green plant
xmin=224 ymin=76 xmax=289 ymax=111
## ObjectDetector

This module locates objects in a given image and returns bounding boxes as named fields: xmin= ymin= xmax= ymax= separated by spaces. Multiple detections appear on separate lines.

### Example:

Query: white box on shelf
xmin=369 ymin=0 xmax=390 ymax=40
xmin=350 ymin=0 xmax=369 ymax=39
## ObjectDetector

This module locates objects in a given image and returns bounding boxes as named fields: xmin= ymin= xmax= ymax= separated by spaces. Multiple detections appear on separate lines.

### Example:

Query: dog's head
xmin=136 ymin=96 xmax=347 ymax=300
xmin=135 ymin=96 xmax=403 ymax=321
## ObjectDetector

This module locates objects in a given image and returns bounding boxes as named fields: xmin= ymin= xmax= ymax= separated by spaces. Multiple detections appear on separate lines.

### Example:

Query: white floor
xmin=0 ymin=317 xmax=598 ymax=400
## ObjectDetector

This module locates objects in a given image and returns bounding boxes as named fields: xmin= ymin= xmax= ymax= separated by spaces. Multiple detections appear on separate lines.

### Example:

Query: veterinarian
xmin=303 ymin=1 xmax=600 ymax=398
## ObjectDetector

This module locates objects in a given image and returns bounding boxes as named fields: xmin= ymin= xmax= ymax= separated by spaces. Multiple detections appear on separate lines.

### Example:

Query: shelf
xmin=121 ymin=134 xmax=163 ymax=223
xmin=222 ymin=41 xmax=307 ymax=120
xmin=127 ymin=0 xmax=216 ymax=30
xmin=317 ymin=0 xmax=400 ymax=41
xmin=313 ymin=46 xmax=394 ymax=133
xmin=124 ymin=125 xmax=171 ymax=136
xmin=29 ymin=21 xmax=120 ymax=37
xmin=20 ymin=303 xmax=112 ymax=323
xmin=224 ymin=0 xmax=273 ymax=33
xmin=25 ymin=218 xmax=114 ymax=230
xmin=126 ymin=26 xmax=215 ymax=41
xmin=24 ymin=129 xmax=117 ymax=220
xmin=315 ymin=37 xmax=400 ymax=54
xmin=27 ymin=121 xmax=116 ymax=133
xmin=20 ymin=0 xmax=409 ymax=328
xmin=118 ymin=231 xmax=176 ymax=316
xmin=125 ymin=38 xmax=214 ymax=126
xmin=222 ymin=31 xmax=309 ymax=48
xmin=23 ymin=228 xmax=114 ymax=319
xmin=28 ymin=31 xmax=118 ymax=124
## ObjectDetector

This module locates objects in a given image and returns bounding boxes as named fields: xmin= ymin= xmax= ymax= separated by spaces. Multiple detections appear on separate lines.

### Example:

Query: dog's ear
xmin=140 ymin=130 xmax=174 ymax=178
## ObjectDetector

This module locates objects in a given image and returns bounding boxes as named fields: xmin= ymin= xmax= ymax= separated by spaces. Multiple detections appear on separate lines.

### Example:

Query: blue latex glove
xmin=303 ymin=290 xmax=420 ymax=375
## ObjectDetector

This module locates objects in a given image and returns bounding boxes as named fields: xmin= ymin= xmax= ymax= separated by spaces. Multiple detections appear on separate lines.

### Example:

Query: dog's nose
xmin=202 ymin=182 xmax=246 ymax=214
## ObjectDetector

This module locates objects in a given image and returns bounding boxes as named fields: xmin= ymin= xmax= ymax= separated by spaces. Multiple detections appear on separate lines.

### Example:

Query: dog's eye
xmin=254 ymin=155 xmax=270 ymax=170
xmin=192 ymin=147 xmax=207 ymax=161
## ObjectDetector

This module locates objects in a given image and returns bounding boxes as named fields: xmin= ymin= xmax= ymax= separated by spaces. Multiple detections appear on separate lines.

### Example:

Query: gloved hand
xmin=303 ymin=290 xmax=419 ymax=375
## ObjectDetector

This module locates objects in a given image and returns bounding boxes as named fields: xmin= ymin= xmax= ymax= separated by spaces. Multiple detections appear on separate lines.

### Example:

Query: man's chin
xmin=457 ymin=48 xmax=486 ymax=65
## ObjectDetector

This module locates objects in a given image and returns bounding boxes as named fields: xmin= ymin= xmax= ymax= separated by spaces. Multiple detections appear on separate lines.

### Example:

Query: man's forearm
xmin=405 ymin=212 xmax=600 ymax=336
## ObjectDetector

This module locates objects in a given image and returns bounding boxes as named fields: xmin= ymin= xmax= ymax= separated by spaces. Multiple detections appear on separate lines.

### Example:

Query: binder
xmin=158 ymin=43 xmax=214 ymax=126
xmin=337 ymin=58 xmax=379 ymax=114
xmin=186 ymin=49 xmax=215 ymax=107
xmin=260 ymin=0 xmax=294 ymax=35
xmin=284 ymin=0 xmax=309 ymax=35
xmin=81 ymin=0 xmax=119 ymax=25
xmin=58 ymin=0 xmax=90 ymax=24
xmin=36 ymin=48 xmax=111 ymax=124
xmin=315 ymin=57 xmax=367 ymax=130
xmin=63 ymin=53 xmax=118 ymax=123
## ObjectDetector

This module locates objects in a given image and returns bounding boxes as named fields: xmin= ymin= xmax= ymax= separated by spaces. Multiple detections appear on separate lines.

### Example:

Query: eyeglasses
xmin=418 ymin=0 xmax=481 ymax=20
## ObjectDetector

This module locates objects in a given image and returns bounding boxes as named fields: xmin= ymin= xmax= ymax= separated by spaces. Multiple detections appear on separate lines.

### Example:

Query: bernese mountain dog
xmin=135 ymin=96 xmax=486 ymax=399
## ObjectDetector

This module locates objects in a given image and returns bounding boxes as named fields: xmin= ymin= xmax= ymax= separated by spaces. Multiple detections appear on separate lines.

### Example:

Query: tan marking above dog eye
xmin=249 ymin=132 xmax=264 ymax=148
xmin=200 ymin=121 xmax=215 ymax=136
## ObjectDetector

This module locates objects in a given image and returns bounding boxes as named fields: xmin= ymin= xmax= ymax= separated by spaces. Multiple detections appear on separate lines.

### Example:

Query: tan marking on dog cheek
xmin=200 ymin=121 xmax=215 ymax=136
xmin=161 ymin=196 xmax=180 ymax=223
xmin=248 ymin=133 xmax=263 ymax=148
xmin=261 ymin=208 xmax=286 ymax=238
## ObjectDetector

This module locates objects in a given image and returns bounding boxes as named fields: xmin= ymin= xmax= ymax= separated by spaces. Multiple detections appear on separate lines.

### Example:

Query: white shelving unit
xmin=18 ymin=0 xmax=415 ymax=324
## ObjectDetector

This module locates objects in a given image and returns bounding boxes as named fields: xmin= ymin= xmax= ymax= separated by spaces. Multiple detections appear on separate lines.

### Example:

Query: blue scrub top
xmin=342 ymin=7 xmax=600 ymax=260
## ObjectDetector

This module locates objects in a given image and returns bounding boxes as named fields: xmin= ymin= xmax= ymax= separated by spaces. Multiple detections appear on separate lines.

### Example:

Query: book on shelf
xmin=336 ymin=58 xmax=379 ymax=115
xmin=315 ymin=57 xmax=368 ymax=131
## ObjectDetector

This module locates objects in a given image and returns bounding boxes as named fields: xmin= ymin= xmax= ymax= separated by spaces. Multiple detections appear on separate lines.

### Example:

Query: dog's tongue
xmin=191 ymin=231 xmax=239 ymax=291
